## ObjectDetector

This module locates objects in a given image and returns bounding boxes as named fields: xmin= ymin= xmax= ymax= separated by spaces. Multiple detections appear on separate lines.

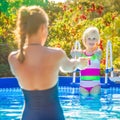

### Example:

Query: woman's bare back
xmin=8 ymin=45 xmax=63 ymax=90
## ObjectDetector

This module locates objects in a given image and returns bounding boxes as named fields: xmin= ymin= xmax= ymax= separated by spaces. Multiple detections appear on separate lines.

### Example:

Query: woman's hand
xmin=70 ymin=49 xmax=82 ymax=58
xmin=77 ymin=57 xmax=90 ymax=70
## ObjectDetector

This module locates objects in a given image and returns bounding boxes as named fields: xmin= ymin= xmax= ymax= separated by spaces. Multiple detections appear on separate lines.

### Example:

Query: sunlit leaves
xmin=0 ymin=0 xmax=120 ymax=76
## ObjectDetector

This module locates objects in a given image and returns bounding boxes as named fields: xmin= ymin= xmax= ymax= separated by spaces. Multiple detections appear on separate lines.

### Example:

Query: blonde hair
xmin=82 ymin=27 xmax=100 ymax=47
xmin=15 ymin=6 xmax=49 ymax=63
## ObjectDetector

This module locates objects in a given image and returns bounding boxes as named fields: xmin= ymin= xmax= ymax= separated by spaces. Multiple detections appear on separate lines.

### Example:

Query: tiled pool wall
xmin=0 ymin=76 xmax=120 ymax=88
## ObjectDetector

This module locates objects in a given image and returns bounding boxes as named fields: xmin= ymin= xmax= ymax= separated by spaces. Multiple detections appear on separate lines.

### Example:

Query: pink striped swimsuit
xmin=80 ymin=50 xmax=101 ymax=92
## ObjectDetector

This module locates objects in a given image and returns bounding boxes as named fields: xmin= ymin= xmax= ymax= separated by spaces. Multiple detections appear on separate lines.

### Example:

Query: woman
xmin=8 ymin=6 xmax=88 ymax=120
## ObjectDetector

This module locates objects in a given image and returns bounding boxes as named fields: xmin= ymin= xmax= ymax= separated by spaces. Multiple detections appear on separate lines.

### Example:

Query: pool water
xmin=0 ymin=87 xmax=120 ymax=120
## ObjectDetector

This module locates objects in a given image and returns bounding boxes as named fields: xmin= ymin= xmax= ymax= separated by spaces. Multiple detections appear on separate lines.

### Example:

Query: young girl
xmin=71 ymin=27 xmax=102 ymax=97
xmin=8 ymin=6 xmax=89 ymax=120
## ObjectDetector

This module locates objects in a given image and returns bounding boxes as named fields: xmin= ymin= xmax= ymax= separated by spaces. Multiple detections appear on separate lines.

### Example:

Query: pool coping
xmin=0 ymin=76 xmax=120 ymax=88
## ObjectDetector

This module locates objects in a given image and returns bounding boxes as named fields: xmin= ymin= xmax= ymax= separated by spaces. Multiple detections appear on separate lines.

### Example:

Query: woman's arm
xmin=59 ymin=49 xmax=88 ymax=73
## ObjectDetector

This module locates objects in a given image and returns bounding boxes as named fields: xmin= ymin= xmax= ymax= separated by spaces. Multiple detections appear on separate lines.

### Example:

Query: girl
xmin=71 ymin=27 xmax=102 ymax=97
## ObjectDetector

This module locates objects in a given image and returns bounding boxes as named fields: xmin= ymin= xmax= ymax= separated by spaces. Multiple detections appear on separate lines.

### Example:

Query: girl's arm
xmin=95 ymin=48 xmax=102 ymax=60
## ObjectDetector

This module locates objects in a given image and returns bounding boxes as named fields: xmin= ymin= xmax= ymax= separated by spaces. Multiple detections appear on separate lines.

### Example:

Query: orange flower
xmin=56 ymin=43 xmax=61 ymax=48
xmin=91 ymin=2 xmax=96 ymax=11
xmin=63 ymin=5 xmax=67 ymax=11
xmin=80 ymin=14 xmax=87 ymax=20
xmin=98 ymin=41 xmax=103 ymax=50
xmin=101 ymin=58 xmax=106 ymax=65
xmin=78 ymin=5 xmax=82 ymax=10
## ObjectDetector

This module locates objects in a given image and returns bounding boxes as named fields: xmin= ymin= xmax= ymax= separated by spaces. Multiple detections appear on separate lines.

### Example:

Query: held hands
xmin=70 ymin=49 xmax=82 ymax=58
xmin=77 ymin=57 xmax=90 ymax=70
xmin=70 ymin=49 xmax=76 ymax=58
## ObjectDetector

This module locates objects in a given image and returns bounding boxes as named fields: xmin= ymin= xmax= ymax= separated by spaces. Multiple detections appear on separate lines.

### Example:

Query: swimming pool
xmin=0 ymin=77 xmax=120 ymax=120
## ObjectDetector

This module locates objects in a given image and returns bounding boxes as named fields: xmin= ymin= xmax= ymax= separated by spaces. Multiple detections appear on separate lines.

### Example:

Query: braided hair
xmin=15 ymin=6 xmax=48 ymax=63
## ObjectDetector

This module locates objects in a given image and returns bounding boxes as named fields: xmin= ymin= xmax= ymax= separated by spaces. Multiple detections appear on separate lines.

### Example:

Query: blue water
xmin=0 ymin=87 xmax=120 ymax=120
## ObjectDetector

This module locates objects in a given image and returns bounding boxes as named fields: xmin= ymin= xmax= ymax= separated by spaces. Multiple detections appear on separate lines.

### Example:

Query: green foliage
xmin=47 ymin=0 xmax=120 ymax=75
xmin=0 ymin=0 xmax=9 ymax=14
xmin=0 ymin=0 xmax=48 ymax=77
xmin=0 ymin=0 xmax=120 ymax=77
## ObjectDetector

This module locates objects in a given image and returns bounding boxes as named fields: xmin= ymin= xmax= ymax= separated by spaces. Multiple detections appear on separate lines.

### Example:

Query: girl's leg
xmin=90 ymin=85 xmax=101 ymax=98
xmin=80 ymin=86 xmax=89 ymax=98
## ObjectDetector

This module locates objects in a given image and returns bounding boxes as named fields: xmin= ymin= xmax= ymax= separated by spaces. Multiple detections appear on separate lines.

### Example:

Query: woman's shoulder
xmin=8 ymin=50 xmax=19 ymax=57
xmin=48 ymin=47 xmax=65 ymax=54
xmin=47 ymin=47 xmax=67 ymax=59
xmin=8 ymin=50 xmax=19 ymax=63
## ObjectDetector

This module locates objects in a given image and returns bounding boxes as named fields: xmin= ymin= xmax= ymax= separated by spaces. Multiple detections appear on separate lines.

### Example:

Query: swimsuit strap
xmin=81 ymin=50 xmax=99 ymax=60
